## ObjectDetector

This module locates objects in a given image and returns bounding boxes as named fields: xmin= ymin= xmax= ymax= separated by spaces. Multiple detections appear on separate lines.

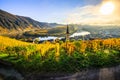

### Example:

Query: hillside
xmin=0 ymin=9 xmax=61 ymax=33
xmin=0 ymin=36 xmax=120 ymax=74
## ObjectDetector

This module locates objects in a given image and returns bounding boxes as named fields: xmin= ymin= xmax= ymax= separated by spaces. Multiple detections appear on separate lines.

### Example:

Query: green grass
xmin=0 ymin=53 xmax=8 ymax=58
xmin=0 ymin=49 xmax=120 ymax=73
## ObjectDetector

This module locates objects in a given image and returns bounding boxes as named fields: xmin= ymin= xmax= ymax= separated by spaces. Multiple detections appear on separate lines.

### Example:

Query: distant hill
xmin=0 ymin=9 xmax=61 ymax=33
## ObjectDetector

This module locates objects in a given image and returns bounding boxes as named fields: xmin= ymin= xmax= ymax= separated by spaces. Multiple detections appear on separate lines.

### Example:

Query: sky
xmin=0 ymin=0 xmax=120 ymax=25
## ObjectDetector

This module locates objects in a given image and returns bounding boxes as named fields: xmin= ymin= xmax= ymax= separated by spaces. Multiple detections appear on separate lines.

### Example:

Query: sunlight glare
xmin=100 ymin=2 xmax=115 ymax=15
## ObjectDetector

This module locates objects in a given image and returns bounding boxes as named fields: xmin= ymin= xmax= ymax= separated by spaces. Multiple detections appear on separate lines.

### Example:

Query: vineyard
xmin=0 ymin=36 xmax=120 ymax=73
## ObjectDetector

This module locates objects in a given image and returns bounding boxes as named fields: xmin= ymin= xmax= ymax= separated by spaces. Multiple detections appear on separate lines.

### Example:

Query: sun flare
xmin=100 ymin=2 xmax=115 ymax=15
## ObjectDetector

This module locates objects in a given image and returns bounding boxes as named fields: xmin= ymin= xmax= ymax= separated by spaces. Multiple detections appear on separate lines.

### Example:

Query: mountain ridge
xmin=0 ymin=9 xmax=61 ymax=33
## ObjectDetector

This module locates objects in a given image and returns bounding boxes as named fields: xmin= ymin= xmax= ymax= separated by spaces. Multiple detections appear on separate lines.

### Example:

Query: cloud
xmin=65 ymin=0 xmax=120 ymax=25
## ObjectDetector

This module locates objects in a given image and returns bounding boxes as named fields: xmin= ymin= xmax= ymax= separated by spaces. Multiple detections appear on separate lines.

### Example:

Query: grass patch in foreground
xmin=0 ymin=50 xmax=120 ymax=73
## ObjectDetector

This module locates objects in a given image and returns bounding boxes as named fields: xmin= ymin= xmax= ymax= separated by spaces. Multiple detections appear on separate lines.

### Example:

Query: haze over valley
xmin=0 ymin=9 xmax=120 ymax=42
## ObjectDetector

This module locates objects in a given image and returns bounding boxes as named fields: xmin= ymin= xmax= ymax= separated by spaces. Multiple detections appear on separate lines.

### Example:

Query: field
xmin=0 ymin=36 xmax=120 ymax=73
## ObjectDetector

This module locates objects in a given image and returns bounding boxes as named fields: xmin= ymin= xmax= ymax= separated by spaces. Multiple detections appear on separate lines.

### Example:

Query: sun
xmin=100 ymin=2 xmax=115 ymax=15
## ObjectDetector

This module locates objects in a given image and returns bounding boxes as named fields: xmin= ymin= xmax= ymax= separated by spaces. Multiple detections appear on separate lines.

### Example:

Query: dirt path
xmin=25 ymin=65 xmax=120 ymax=80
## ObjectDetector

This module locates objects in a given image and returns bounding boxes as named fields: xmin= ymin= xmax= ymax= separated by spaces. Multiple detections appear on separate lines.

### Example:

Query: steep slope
xmin=0 ymin=9 xmax=60 ymax=32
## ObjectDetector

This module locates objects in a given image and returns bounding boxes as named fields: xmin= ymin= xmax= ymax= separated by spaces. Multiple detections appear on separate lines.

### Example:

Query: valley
xmin=1 ymin=9 xmax=120 ymax=43
xmin=0 ymin=9 xmax=120 ymax=80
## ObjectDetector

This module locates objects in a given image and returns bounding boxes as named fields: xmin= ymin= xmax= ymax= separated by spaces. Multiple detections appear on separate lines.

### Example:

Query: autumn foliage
xmin=0 ymin=36 xmax=120 ymax=59
xmin=0 ymin=36 xmax=120 ymax=72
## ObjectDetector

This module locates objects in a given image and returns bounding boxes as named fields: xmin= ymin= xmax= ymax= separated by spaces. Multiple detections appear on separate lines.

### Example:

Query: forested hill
xmin=0 ymin=9 xmax=61 ymax=33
